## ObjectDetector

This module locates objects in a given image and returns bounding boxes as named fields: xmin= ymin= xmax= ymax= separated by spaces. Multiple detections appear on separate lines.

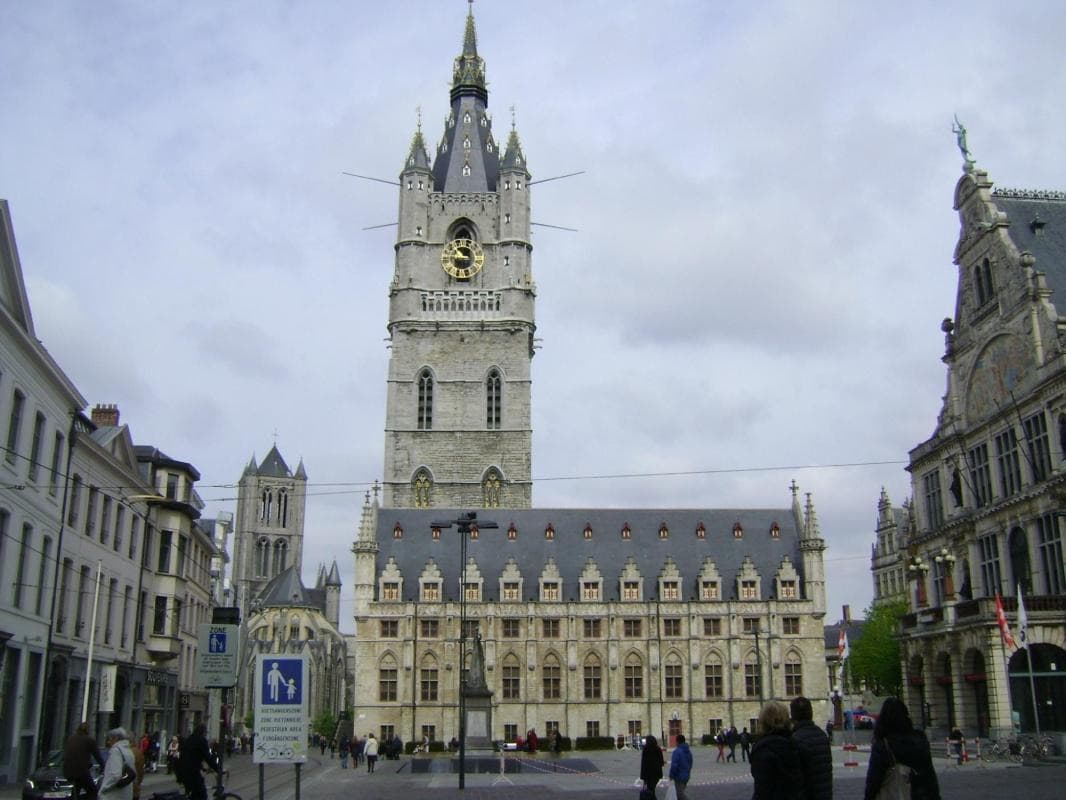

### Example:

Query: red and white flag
xmin=1017 ymin=584 xmax=1029 ymax=650
xmin=837 ymin=629 xmax=850 ymax=661
xmin=995 ymin=592 xmax=1016 ymax=649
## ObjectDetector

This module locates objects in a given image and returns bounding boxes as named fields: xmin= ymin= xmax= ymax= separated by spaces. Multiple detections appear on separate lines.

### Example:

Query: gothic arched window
xmin=272 ymin=540 xmax=288 ymax=576
xmin=260 ymin=490 xmax=273 ymax=523
xmin=278 ymin=488 xmax=289 ymax=527
xmin=483 ymin=470 xmax=501 ymax=508
xmin=486 ymin=369 xmax=501 ymax=429
xmin=417 ymin=370 xmax=433 ymax=430
xmin=414 ymin=470 xmax=432 ymax=508
xmin=255 ymin=537 xmax=270 ymax=577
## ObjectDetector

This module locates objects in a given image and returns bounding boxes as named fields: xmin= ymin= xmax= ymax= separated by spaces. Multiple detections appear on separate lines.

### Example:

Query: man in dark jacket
xmin=64 ymin=723 xmax=105 ymax=800
xmin=175 ymin=724 xmax=215 ymax=800
xmin=790 ymin=696 xmax=832 ymax=800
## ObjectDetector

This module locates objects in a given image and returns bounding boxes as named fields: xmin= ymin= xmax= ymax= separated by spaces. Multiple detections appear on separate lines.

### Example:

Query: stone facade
xmin=885 ymin=156 xmax=1066 ymax=739
xmin=351 ymin=7 xmax=831 ymax=749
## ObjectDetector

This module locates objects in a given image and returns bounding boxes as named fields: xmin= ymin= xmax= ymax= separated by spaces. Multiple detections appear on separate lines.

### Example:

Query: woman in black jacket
xmin=639 ymin=735 xmax=665 ymax=795
xmin=750 ymin=701 xmax=804 ymax=800
xmin=863 ymin=698 xmax=941 ymax=800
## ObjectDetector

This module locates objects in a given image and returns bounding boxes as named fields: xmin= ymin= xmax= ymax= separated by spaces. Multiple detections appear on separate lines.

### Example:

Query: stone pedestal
xmin=463 ymin=687 xmax=494 ymax=753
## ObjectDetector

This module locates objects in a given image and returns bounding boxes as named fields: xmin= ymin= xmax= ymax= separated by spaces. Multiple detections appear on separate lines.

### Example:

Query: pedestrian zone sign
xmin=196 ymin=624 xmax=239 ymax=688
xmin=254 ymin=654 xmax=309 ymax=764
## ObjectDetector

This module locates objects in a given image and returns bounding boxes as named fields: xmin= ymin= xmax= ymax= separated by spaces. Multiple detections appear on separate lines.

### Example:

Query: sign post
xmin=253 ymin=654 xmax=309 ymax=764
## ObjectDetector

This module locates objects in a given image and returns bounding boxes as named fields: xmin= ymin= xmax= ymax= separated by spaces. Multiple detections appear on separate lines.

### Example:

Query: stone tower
xmin=382 ymin=5 xmax=535 ymax=509
xmin=231 ymin=445 xmax=309 ymax=615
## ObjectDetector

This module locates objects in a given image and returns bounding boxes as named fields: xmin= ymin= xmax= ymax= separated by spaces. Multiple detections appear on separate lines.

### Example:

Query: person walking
xmin=175 ymin=724 xmax=216 ymax=800
xmin=339 ymin=735 xmax=350 ymax=768
xmin=668 ymin=733 xmax=693 ymax=800
xmin=638 ymin=734 xmax=665 ymax=799
xmin=130 ymin=731 xmax=145 ymax=800
xmin=165 ymin=736 xmax=179 ymax=774
xmin=791 ymin=696 xmax=832 ymax=800
xmin=715 ymin=729 xmax=726 ymax=763
xmin=739 ymin=728 xmax=752 ymax=763
xmin=863 ymin=698 xmax=941 ymax=800
xmin=726 ymin=726 xmax=738 ymax=762
xmin=364 ymin=733 xmax=378 ymax=773
xmin=100 ymin=728 xmax=136 ymax=800
xmin=63 ymin=723 xmax=106 ymax=800
xmin=750 ymin=701 xmax=803 ymax=800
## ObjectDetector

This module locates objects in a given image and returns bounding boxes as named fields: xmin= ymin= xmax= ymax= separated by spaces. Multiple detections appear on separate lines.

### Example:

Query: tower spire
xmin=452 ymin=0 xmax=486 ymax=102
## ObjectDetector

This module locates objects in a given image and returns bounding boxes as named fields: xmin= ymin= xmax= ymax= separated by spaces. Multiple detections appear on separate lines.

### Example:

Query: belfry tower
xmin=382 ymin=5 xmax=535 ymax=509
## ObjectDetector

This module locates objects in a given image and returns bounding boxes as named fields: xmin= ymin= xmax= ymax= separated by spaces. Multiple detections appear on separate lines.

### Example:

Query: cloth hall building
xmin=347 ymin=7 xmax=830 ymax=748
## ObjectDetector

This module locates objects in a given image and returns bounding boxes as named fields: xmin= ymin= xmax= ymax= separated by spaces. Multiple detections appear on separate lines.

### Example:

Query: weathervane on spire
xmin=952 ymin=114 xmax=974 ymax=167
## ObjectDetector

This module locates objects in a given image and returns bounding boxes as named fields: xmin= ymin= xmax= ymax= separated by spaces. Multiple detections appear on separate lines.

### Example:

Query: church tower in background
xmin=231 ymin=445 xmax=308 ymax=614
xmin=382 ymin=4 xmax=535 ymax=509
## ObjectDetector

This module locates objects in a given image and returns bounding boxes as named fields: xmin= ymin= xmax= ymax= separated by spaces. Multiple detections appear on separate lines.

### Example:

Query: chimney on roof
xmin=91 ymin=403 xmax=120 ymax=427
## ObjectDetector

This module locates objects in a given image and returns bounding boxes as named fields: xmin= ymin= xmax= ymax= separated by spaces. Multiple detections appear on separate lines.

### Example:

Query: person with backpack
xmin=750 ymin=702 xmax=804 ymax=800
xmin=63 ymin=723 xmax=106 ymax=800
xmin=863 ymin=698 xmax=940 ymax=800
xmin=739 ymin=728 xmax=752 ymax=762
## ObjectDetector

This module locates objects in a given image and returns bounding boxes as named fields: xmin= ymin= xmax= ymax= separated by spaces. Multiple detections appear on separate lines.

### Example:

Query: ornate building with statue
xmin=874 ymin=143 xmax=1066 ymax=739
xmin=348 ymin=6 xmax=830 ymax=749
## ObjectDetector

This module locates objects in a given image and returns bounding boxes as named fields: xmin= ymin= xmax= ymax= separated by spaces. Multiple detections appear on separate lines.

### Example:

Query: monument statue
xmin=465 ymin=631 xmax=489 ymax=693
xmin=952 ymin=115 xmax=974 ymax=165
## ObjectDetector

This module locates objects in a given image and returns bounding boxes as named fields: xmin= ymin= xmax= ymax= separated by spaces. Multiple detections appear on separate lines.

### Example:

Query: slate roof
xmin=373 ymin=507 xmax=807 ymax=603
xmin=991 ymin=189 xmax=1066 ymax=305
xmin=257 ymin=565 xmax=327 ymax=612
xmin=256 ymin=445 xmax=291 ymax=478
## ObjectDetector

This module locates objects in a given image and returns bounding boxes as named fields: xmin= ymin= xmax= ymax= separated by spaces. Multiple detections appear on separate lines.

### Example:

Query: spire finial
xmin=510 ymin=104 xmax=517 ymax=132
xmin=372 ymin=480 xmax=381 ymax=501
xmin=272 ymin=427 xmax=279 ymax=445
xmin=789 ymin=479 xmax=799 ymax=499
xmin=416 ymin=105 xmax=422 ymax=132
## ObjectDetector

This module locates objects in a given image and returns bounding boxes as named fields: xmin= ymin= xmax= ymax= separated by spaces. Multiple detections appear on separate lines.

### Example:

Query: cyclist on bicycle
xmin=175 ymin=724 xmax=217 ymax=800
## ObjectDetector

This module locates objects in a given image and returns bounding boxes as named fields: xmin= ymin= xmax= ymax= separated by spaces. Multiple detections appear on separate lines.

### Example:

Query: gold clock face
xmin=440 ymin=238 xmax=485 ymax=279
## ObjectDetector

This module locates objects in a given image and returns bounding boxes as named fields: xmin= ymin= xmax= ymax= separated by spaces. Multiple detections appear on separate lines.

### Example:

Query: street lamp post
xmin=934 ymin=548 xmax=956 ymax=600
xmin=429 ymin=512 xmax=498 ymax=790
xmin=907 ymin=555 xmax=930 ymax=608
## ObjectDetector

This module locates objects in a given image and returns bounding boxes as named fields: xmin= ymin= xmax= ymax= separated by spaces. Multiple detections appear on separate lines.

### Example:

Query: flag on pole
xmin=837 ymin=629 xmax=850 ymax=661
xmin=995 ymin=592 xmax=1016 ymax=649
xmin=1017 ymin=584 xmax=1029 ymax=650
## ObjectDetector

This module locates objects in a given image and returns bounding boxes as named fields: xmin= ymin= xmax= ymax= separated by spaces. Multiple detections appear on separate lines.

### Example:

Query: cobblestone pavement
xmin=7 ymin=747 xmax=1064 ymax=800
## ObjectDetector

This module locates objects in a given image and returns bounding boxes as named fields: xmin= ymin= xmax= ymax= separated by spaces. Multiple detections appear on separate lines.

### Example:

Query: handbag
xmin=875 ymin=740 xmax=913 ymax=800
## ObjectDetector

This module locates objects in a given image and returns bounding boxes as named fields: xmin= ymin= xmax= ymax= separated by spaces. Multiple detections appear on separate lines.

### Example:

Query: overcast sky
xmin=4 ymin=0 xmax=1066 ymax=632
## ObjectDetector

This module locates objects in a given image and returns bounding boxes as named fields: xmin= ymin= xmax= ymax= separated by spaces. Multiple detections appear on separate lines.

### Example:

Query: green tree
xmin=312 ymin=711 xmax=337 ymax=741
xmin=848 ymin=600 xmax=908 ymax=696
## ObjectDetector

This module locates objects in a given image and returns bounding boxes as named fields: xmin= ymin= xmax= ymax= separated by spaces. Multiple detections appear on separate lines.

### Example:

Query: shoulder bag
xmin=875 ymin=740 xmax=913 ymax=800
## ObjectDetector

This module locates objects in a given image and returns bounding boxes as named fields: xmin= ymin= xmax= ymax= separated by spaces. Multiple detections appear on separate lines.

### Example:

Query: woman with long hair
xmin=750 ymin=701 xmax=803 ymax=800
xmin=863 ymin=697 xmax=941 ymax=800
xmin=639 ymin=734 xmax=665 ymax=798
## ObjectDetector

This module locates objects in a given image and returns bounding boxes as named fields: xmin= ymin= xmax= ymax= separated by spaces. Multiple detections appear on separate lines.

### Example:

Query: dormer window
xmin=545 ymin=523 xmax=555 ymax=540
xmin=507 ymin=523 xmax=517 ymax=540
xmin=463 ymin=112 xmax=471 ymax=123
xmin=393 ymin=524 xmax=403 ymax=539
xmin=696 ymin=523 xmax=706 ymax=539
xmin=463 ymin=137 xmax=471 ymax=149
xmin=733 ymin=523 xmax=744 ymax=539
xmin=621 ymin=524 xmax=631 ymax=540
xmin=661 ymin=580 xmax=680 ymax=600
xmin=470 ymin=525 xmax=479 ymax=540
xmin=462 ymin=163 xmax=471 ymax=176
xmin=583 ymin=524 xmax=593 ymax=540
xmin=431 ymin=527 xmax=441 ymax=541
xmin=659 ymin=524 xmax=669 ymax=539
xmin=582 ymin=581 xmax=600 ymax=600
xmin=770 ymin=522 xmax=780 ymax=539
xmin=382 ymin=582 xmax=400 ymax=601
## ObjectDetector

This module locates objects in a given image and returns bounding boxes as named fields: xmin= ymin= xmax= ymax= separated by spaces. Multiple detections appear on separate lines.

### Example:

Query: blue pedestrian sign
xmin=254 ymin=654 xmax=309 ymax=764
xmin=197 ymin=624 xmax=239 ymax=688
xmin=261 ymin=659 xmax=303 ymax=705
